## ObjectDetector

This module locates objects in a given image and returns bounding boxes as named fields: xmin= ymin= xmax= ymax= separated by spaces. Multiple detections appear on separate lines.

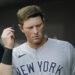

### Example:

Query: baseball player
xmin=0 ymin=5 xmax=75 ymax=75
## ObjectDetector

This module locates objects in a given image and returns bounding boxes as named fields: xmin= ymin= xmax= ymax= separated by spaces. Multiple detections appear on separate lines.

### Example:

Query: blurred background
xmin=0 ymin=0 xmax=75 ymax=47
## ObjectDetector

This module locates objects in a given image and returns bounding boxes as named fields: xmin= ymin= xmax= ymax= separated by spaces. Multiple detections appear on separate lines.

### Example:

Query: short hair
xmin=17 ymin=5 xmax=44 ymax=25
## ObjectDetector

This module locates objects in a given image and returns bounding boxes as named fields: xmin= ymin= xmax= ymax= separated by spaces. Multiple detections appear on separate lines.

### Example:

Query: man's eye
xmin=36 ymin=24 xmax=41 ymax=27
xmin=28 ymin=27 xmax=33 ymax=29
xmin=36 ymin=23 xmax=43 ymax=27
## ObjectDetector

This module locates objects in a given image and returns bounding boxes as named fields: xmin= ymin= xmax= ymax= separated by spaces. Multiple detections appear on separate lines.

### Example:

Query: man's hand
xmin=1 ymin=27 xmax=15 ymax=49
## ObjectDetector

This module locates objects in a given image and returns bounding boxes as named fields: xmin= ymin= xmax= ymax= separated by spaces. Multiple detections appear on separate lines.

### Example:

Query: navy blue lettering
xmin=38 ymin=61 xmax=42 ymax=72
xmin=55 ymin=65 xmax=63 ymax=75
xmin=16 ymin=68 xmax=22 ymax=75
xmin=43 ymin=61 xmax=49 ymax=72
xmin=20 ymin=65 xmax=28 ymax=75
xmin=49 ymin=62 xmax=56 ymax=73
xmin=27 ymin=63 xmax=34 ymax=73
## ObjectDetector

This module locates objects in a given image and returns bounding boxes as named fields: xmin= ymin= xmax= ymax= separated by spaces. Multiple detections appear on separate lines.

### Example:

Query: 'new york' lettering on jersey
xmin=16 ymin=61 xmax=63 ymax=75
xmin=12 ymin=38 xmax=75 ymax=75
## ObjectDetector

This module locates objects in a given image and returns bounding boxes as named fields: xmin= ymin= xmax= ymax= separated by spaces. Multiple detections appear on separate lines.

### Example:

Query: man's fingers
xmin=3 ymin=27 xmax=15 ymax=32
xmin=8 ymin=32 xmax=15 ymax=39
xmin=1 ymin=27 xmax=15 ymax=49
xmin=1 ymin=31 xmax=15 ymax=39
xmin=1 ymin=28 xmax=15 ymax=44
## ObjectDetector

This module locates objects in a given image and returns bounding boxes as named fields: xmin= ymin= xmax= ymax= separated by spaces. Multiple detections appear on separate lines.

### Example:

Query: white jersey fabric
xmin=12 ymin=38 xmax=75 ymax=75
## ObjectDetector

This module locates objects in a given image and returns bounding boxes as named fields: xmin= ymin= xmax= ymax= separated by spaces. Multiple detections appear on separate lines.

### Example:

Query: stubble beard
xmin=32 ymin=35 xmax=45 ymax=45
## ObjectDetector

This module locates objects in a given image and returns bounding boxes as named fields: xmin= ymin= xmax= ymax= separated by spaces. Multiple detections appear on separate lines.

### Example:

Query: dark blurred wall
xmin=0 ymin=0 xmax=75 ymax=46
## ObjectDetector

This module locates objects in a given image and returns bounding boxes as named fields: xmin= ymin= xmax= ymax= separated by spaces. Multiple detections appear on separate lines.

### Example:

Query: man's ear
xmin=43 ymin=18 xmax=45 ymax=22
xmin=18 ymin=24 xmax=24 ymax=32
xmin=42 ymin=18 xmax=45 ymax=26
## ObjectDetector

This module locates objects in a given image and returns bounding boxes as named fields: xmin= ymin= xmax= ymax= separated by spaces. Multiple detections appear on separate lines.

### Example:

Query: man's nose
xmin=33 ymin=27 xmax=38 ymax=34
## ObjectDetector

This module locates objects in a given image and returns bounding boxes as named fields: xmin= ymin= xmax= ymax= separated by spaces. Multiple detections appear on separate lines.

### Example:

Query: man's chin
xmin=33 ymin=40 xmax=42 ymax=45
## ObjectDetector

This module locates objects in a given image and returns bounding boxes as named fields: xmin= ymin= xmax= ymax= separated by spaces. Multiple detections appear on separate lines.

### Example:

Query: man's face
xmin=19 ymin=16 xmax=45 ymax=45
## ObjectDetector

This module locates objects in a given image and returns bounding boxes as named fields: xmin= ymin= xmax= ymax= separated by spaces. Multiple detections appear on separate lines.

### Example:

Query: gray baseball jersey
xmin=12 ymin=38 xmax=75 ymax=75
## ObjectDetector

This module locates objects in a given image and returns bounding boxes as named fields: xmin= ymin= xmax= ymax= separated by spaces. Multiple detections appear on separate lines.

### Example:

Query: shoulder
xmin=13 ymin=43 xmax=26 ymax=50
xmin=12 ymin=43 xmax=26 ymax=55
xmin=48 ymin=38 xmax=70 ymax=44
xmin=48 ymin=38 xmax=74 ymax=48
xmin=48 ymin=38 xmax=75 ymax=57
